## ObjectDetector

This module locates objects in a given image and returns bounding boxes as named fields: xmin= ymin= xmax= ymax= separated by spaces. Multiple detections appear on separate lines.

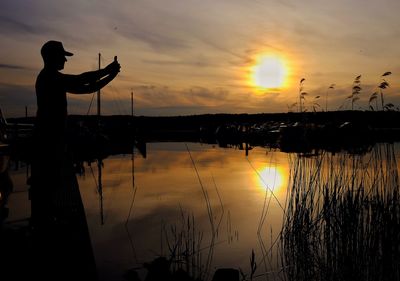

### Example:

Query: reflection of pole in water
xmin=98 ymin=158 xmax=104 ymax=225
xmin=131 ymin=90 xmax=134 ymax=187
xmin=125 ymin=90 xmax=138 ymax=264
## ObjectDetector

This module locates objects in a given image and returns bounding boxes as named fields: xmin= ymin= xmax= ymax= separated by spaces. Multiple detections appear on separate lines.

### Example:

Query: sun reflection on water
xmin=254 ymin=165 xmax=287 ymax=196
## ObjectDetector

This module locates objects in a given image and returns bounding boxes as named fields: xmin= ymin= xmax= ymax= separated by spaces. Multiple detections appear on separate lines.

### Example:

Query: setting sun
xmin=252 ymin=55 xmax=288 ymax=90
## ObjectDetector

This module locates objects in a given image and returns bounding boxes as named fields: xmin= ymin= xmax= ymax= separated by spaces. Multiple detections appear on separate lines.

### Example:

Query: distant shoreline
xmin=5 ymin=110 xmax=400 ymax=159
xmin=8 ymin=111 xmax=400 ymax=135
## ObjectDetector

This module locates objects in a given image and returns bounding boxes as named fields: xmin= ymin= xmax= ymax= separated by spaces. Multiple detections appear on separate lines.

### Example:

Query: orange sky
xmin=1 ymin=0 xmax=400 ymax=117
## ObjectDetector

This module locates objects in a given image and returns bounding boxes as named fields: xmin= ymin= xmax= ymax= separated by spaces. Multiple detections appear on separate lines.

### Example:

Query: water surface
xmin=78 ymin=142 xmax=289 ymax=280
xmin=7 ymin=142 xmax=400 ymax=280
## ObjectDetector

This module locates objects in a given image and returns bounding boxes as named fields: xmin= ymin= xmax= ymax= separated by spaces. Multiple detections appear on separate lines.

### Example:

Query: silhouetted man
xmin=32 ymin=40 xmax=120 ymax=223
xmin=30 ymin=41 xmax=120 ymax=281
xmin=35 ymin=40 xmax=120 ymax=145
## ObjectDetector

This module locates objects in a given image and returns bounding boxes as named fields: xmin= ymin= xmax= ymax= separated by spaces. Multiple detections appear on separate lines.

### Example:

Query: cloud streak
xmin=0 ymin=63 xmax=32 ymax=70
xmin=0 ymin=16 xmax=37 ymax=34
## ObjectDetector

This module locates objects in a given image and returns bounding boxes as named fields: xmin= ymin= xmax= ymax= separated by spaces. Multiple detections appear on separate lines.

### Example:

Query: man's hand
xmin=104 ymin=57 xmax=121 ymax=75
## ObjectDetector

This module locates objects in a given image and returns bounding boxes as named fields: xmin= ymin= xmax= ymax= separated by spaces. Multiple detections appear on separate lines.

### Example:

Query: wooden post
xmin=97 ymin=53 xmax=101 ymax=118
xmin=131 ymin=90 xmax=134 ymax=117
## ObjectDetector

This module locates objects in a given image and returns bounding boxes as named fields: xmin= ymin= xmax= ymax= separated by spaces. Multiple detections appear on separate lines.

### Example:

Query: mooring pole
xmin=97 ymin=53 xmax=101 ymax=118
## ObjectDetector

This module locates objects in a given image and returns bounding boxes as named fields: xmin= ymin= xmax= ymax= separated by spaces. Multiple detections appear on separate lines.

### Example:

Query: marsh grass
xmin=162 ymin=210 xmax=206 ymax=280
xmin=280 ymin=143 xmax=400 ymax=281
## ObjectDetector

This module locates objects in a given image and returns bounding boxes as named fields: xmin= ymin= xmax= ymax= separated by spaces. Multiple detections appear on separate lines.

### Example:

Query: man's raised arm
xmin=64 ymin=58 xmax=121 ymax=94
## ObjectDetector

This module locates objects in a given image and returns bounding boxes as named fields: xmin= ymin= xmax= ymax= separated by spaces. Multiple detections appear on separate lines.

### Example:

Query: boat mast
xmin=97 ymin=53 xmax=104 ymax=225
xmin=97 ymin=53 xmax=101 ymax=117
xmin=131 ymin=90 xmax=134 ymax=117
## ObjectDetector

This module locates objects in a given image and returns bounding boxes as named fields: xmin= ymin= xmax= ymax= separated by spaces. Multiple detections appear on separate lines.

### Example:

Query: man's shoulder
xmin=38 ymin=68 xmax=63 ymax=77
xmin=36 ymin=69 xmax=67 ymax=93
xmin=36 ymin=69 xmax=64 ymax=83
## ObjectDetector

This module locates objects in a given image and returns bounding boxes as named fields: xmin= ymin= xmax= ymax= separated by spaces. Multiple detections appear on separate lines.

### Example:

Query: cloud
xmin=0 ymin=63 xmax=32 ymax=71
xmin=131 ymin=85 xmax=230 ymax=109
xmin=125 ymin=84 xmax=288 ymax=116
xmin=105 ymin=2 xmax=194 ymax=52
xmin=0 ymin=1 xmax=57 ymax=37
xmin=141 ymin=55 xmax=219 ymax=68
xmin=0 ymin=16 xmax=37 ymax=34
xmin=117 ymin=27 xmax=189 ymax=52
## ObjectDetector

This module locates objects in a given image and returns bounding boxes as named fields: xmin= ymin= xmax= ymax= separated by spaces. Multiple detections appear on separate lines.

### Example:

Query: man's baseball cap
xmin=41 ymin=40 xmax=73 ymax=59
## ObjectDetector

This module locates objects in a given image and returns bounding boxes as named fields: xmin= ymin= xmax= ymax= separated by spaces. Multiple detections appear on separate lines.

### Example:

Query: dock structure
xmin=1 ymin=155 xmax=98 ymax=281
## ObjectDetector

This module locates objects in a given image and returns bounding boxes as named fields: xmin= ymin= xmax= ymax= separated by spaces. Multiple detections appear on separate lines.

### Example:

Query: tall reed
xmin=280 ymin=143 xmax=400 ymax=281
xmin=162 ymin=210 xmax=206 ymax=280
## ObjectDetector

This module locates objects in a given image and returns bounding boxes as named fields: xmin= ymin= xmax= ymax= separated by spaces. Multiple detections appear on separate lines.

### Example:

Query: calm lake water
xmin=6 ymin=141 xmax=400 ymax=280
xmin=79 ymin=142 xmax=289 ymax=280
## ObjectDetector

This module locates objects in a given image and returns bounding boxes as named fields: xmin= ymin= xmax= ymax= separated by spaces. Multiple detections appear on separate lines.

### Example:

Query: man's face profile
xmin=51 ymin=54 xmax=67 ymax=70
xmin=41 ymin=40 xmax=72 ymax=70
